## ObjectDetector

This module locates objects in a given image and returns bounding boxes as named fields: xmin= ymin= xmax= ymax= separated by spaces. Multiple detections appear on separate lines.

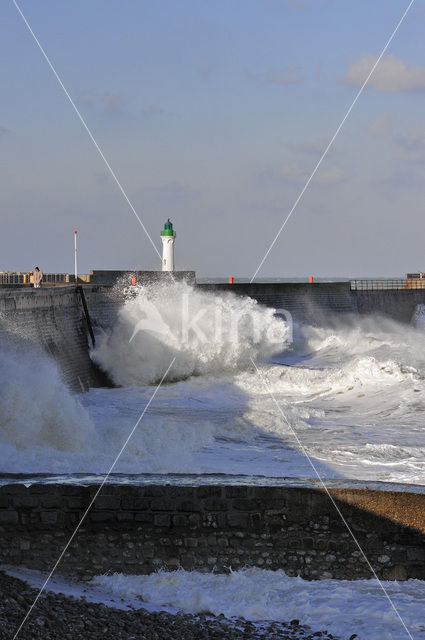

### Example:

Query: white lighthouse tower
xmin=160 ymin=218 xmax=176 ymax=271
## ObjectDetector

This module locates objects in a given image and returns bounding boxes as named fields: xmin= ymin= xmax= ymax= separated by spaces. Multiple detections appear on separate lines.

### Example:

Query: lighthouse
xmin=160 ymin=218 xmax=176 ymax=271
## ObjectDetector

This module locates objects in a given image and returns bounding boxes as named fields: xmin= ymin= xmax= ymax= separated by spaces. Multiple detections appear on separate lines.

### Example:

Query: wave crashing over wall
xmin=91 ymin=282 xmax=289 ymax=386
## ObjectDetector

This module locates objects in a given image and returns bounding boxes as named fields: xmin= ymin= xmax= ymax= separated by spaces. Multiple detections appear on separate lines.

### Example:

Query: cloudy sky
xmin=2 ymin=0 xmax=425 ymax=278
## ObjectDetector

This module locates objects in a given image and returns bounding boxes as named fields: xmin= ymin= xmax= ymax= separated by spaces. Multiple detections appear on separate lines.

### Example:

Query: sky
xmin=1 ymin=0 xmax=425 ymax=278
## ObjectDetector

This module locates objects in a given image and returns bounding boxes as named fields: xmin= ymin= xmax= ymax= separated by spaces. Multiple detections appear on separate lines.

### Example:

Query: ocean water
xmin=89 ymin=568 xmax=425 ymax=639
xmin=0 ymin=282 xmax=424 ymax=483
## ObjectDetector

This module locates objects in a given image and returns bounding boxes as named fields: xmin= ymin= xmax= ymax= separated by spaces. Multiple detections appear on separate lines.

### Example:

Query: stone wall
xmin=198 ymin=282 xmax=425 ymax=325
xmin=355 ymin=289 xmax=425 ymax=323
xmin=198 ymin=282 xmax=357 ymax=324
xmin=83 ymin=285 xmax=122 ymax=332
xmin=0 ymin=287 xmax=99 ymax=392
xmin=0 ymin=484 xmax=423 ymax=581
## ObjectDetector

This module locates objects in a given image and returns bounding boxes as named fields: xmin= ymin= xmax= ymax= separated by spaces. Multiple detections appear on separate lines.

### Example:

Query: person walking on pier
xmin=33 ymin=267 xmax=43 ymax=288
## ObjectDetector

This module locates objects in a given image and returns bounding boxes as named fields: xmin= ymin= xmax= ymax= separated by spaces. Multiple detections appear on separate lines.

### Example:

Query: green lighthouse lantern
xmin=161 ymin=218 xmax=174 ymax=237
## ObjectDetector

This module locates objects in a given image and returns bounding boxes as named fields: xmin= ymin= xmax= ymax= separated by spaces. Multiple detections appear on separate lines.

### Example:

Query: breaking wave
xmin=91 ymin=282 xmax=289 ymax=386
xmin=89 ymin=568 xmax=425 ymax=640
xmin=0 ymin=345 xmax=95 ymax=455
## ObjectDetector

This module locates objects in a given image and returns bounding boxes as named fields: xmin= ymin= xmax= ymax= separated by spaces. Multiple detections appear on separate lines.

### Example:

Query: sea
xmin=1 ymin=280 xmax=424 ymax=639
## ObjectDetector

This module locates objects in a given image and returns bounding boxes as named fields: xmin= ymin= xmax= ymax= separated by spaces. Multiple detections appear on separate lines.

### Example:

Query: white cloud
xmin=279 ymin=162 xmax=347 ymax=185
xmin=94 ymin=172 xmax=110 ymax=186
xmin=197 ymin=63 xmax=215 ymax=79
xmin=78 ymin=91 xmax=125 ymax=114
xmin=100 ymin=92 xmax=123 ymax=114
xmin=366 ymin=113 xmax=392 ymax=136
xmin=247 ymin=67 xmax=302 ymax=86
xmin=142 ymin=182 xmax=200 ymax=204
xmin=343 ymin=54 xmax=425 ymax=93
xmin=142 ymin=105 xmax=165 ymax=118
xmin=287 ymin=139 xmax=328 ymax=155
xmin=396 ymin=128 xmax=425 ymax=162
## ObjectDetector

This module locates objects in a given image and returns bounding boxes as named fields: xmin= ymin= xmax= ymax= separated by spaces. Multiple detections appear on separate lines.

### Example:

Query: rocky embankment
xmin=0 ymin=571 xmax=356 ymax=640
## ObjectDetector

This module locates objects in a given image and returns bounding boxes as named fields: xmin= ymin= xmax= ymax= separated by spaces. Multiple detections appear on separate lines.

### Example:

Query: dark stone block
xmin=116 ymin=512 xmax=134 ymax=522
xmin=177 ymin=501 xmax=201 ymax=512
xmin=154 ymin=514 xmax=171 ymax=527
xmin=204 ymin=499 xmax=228 ymax=511
xmin=151 ymin=499 xmax=177 ymax=512
xmin=0 ymin=512 xmax=18 ymax=524
xmin=172 ymin=514 xmax=188 ymax=527
xmin=67 ymin=497 xmax=86 ymax=509
xmin=225 ymin=487 xmax=249 ymax=499
xmin=135 ymin=513 xmax=154 ymax=523
xmin=180 ymin=554 xmax=194 ymax=570
xmin=302 ymin=537 xmax=314 ymax=549
xmin=406 ymin=547 xmax=425 ymax=564
xmin=250 ymin=513 xmax=262 ymax=529
xmin=121 ymin=497 xmax=150 ymax=511
xmin=184 ymin=538 xmax=198 ymax=548
xmin=40 ymin=496 xmax=63 ymax=509
xmin=217 ymin=513 xmax=227 ymax=528
xmin=188 ymin=513 xmax=200 ymax=528
xmin=144 ymin=487 xmax=165 ymax=497
xmin=12 ymin=496 xmax=39 ymax=508
xmin=233 ymin=499 xmax=263 ymax=511
xmin=254 ymin=487 xmax=280 ymax=501
xmin=315 ymin=538 xmax=327 ymax=551
xmin=89 ymin=511 xmax=115 ymax=523
xmin=89 ymin=485 xmax=115 ymax=497
xmin=196 ymin=486 xmax=222 ymax=499
xmin=40 ymin=512 xmax=59 ymax=525
xmin=3 ymin=485 xmax=27 ymax=495
xmin=93 ymin=495 xmax=121 ymax=510
xmin=167 ymin=487 xmax=194 ymax=498
xmin=403 ymin=565 xmax=425 ymax=580
xmin=59 ymin=486 xmax=82 ymax=496
xmin=227 ymin=513 xmax=249 ymax=528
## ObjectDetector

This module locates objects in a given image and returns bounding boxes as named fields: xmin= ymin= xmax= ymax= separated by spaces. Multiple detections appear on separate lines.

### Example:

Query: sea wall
xmin=198 ymin=282 xmax=357 ymax=324
xmin=198 ymin=282 xmax=425 ymax=324
xmin=83 ymin=285 xmax=122 ymax=332
xmin=0 ymin=287 xmax=98 ymax=392
xmin=355 ymin=289 xmax=425 ymax=323
xmin=0 ymin=484 xmax=423 ymax=581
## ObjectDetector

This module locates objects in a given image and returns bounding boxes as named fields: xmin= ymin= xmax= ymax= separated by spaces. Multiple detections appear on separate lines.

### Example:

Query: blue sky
xmin=2 ymin=0 xmax=425 ymax=277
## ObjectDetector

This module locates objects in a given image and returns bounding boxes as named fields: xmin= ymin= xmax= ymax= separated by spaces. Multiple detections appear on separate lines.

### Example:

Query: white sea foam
xmin=89 ymin=568 xmax=425 ymax=640
xmin=91 ymin=282 xmax=289 ymax=385
xmin=412 ymin=304 xmax=425 ymax=329
xmin=0 ymin=345 xmax=94 ymax=453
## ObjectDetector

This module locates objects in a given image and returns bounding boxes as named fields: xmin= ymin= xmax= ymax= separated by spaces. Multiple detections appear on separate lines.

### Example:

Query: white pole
xmin=74 ymin=230 xmax=78 ymax=283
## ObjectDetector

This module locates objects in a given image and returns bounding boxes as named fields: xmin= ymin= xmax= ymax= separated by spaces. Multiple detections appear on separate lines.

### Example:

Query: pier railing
xmin=0 ymin=272 xmax=71 ymax=285
xmin=351 ymin=279 xmax=425 ymax=291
